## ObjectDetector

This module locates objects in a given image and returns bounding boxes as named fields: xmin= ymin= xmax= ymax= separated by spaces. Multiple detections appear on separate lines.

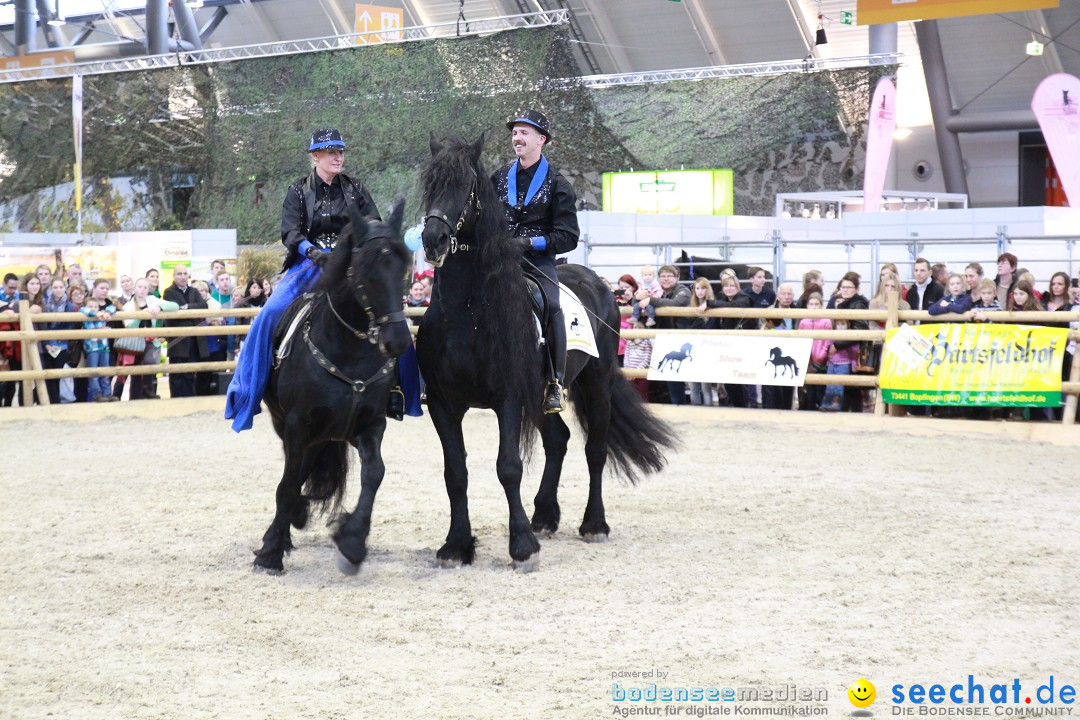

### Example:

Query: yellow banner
xmin=879 ymin=323 xmax=1068 ymax=406
xmin=856 ymin=0 xmax=1058 ymax=25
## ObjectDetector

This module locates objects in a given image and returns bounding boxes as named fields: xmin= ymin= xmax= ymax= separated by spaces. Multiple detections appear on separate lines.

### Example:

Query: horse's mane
xmin=422 ymin=137 xmax=544 ymax=434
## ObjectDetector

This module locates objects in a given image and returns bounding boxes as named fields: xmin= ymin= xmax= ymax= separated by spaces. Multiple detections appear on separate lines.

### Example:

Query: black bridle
xmin=328 ymin=237 xmax=406 ymax=347
xmin=424 ymin=174 xmax=480 ymax=255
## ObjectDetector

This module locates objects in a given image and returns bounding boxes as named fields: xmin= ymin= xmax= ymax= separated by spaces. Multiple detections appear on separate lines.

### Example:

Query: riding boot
xmin=386 ymin=386 xmax=405 ymax=421
xmin=543 ymin=310 xmax=567 ymax=414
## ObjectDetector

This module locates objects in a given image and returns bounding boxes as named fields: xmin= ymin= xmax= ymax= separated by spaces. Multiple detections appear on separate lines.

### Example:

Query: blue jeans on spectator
xmin=632 ymin=303 xmax=656 ymax=325
xmin=86 ymin=350 xmax=110 ymax=400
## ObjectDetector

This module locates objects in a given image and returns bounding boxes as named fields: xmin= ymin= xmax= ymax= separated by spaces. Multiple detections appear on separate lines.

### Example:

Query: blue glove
xmin=530 ymin=236 xmax=547 ymax=251
xmin=298 ymin=240 xmax=315 ymax=256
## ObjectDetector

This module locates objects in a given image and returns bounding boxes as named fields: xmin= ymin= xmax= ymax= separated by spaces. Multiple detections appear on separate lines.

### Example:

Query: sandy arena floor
xmin=2 ymin=399 xmax=1078 ymax=720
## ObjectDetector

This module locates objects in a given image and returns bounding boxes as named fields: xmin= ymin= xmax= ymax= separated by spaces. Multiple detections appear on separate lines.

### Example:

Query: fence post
xmin=874 ymin=289 xmax=899 ymax=416
xmin=19 ymin=301 xmax=49 ymax=406
xmin=1063 ymin=342 xmax=1080 ymax=426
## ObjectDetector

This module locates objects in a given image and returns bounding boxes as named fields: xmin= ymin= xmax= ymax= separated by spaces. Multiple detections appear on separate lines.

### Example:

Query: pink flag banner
xmin=863 ymin=77 xmax=897 ymax=213
xmin=1032 ymin=73 xmax=1080 ymax=208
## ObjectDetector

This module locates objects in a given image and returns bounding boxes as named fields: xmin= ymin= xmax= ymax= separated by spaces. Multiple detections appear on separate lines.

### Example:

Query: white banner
xmin=646 ymin=334 xmax=813 ymax=387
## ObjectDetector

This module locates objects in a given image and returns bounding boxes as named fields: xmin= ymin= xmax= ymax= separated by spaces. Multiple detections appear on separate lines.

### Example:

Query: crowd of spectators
xmin=1 ymin=253 xmax=1078 ymax=420
xmin=0 ymin=259 xmax=260 ymax=405
xmin=613 ymin=254 xmax=1080 ymax=420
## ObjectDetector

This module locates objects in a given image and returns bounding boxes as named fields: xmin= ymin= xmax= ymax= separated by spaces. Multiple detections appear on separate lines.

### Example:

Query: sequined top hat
xmin=506 ymin=109 xmax=551 ymax=143
xmin=308 ymin=128 xmax=347 ymax=152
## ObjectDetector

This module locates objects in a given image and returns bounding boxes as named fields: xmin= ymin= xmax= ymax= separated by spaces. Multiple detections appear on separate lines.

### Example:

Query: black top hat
xmin=506 ymin=109 xmax=551 ymax=142
xmin=308 ymin=128 xmax=346 ymax=152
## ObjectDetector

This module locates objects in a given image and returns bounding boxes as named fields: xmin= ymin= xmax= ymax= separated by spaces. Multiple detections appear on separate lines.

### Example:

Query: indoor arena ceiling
xmin=3 ymin=0 xmax=1080 ymax=121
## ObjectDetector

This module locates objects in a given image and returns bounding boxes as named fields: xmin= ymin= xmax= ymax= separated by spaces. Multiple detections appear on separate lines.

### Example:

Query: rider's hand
xmin=306 ymin=246 xmax=330 ymax=268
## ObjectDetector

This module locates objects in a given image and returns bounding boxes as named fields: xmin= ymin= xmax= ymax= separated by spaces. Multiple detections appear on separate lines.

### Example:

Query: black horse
xmin=254 ymin=201 xmax=413 ymax=575
xmin=417 ymin=134 xmax=676 ymax=569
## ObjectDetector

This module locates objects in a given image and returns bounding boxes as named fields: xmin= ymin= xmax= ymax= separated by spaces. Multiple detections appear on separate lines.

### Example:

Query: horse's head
xmin=421 ymin=132 xmax=485 ymax=268
xmin=324 ymin=199 xmax=413 ymax=357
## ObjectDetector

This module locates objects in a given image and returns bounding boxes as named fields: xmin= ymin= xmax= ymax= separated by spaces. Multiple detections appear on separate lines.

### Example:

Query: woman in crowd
xmin=994 ymin=253 xmax=1018 ymax=308
xmin=830 ymin=272 xmax=870 ymax=412
xmin=614 ymin=274 xmax=638 ymax=367
xmin=19 ymin=273 xmax=45 ymax=312
xmin=795 ymin=270 xmax=825 ymax=308
xmin=243 ymin=279 xmax=267 ymax=308
xmin=868 ymin=271 xmax=910 ymax=328
xmin=40 ymin=278 xmax=76 ymax=403
xmin=700 ymin=269 xmax=751 ymax=407
xmin=686 ymin=277 xmax=715 ymax=406
xmin=261 ymin=278 xmax=274 ymax=299
xmin=122 ymin=277 xmax=179 ymax=400
xmin=1043 ymin=272 xmax=1072 ymax=313
xmin=964 ymin=263 xmax=984 ymax=301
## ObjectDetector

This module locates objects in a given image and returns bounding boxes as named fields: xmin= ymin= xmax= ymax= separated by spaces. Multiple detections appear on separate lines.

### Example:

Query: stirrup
xmin=387 ymin=386 xmax=405 ymax=421
xmin=543 ymin=381 xmax=564 ymax=414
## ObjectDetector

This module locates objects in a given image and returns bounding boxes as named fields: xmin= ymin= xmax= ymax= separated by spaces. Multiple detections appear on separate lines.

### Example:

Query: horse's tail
xmin=302 ymin=440 xmax=350 ymax=516
xmin=572 ymin=370 xmax=677 ymax=486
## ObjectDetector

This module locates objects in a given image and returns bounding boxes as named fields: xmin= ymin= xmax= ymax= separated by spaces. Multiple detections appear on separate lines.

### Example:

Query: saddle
xmin=273 ymin=293 xmax=316 ymax=367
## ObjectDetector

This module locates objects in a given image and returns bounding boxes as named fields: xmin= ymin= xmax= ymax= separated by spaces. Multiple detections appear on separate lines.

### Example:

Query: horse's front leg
xmin=429 ymin=398 xmax=476 ymax=566
xmin=254 ymin=433 xmax=313 ymax=574
xmin=495 ymin=401 xmax=540 ymax=569
xmin=332 ymin=416 xmax=388 ymax=576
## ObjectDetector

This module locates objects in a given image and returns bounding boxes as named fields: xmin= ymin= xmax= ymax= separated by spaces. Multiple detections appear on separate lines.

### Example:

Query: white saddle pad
xmin=560 ymin=283 xmax=600 ymax=359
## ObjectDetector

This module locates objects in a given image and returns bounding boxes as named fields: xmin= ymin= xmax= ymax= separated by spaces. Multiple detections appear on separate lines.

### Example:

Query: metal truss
xmin=577 ymin=53 xmax=904 ymax=88
xmin=0 ymin=9 xmax=568 ymax=84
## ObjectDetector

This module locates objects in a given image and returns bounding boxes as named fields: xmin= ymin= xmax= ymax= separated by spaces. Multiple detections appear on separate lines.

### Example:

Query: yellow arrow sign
xmin=354 ymin=4 xmax=403 ymax=45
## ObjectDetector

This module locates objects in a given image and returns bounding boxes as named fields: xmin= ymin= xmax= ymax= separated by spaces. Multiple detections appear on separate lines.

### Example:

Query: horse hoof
xmin=534 ymin=526 xmax=556 ymax=538
xmin=582 ymin=533 xmax=609 ymax=544
xmin=335 ymin=549 xmax=361 ymax=576
xmin=437 ymin=557 xmax=463 ymax=569
xmin=511 ymin=553 xmax=540 ymax=573
xmin=252 ymin=561 xmax=284 ymax=576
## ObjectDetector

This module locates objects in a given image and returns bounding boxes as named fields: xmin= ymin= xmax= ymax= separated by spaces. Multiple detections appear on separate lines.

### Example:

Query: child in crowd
xmin=1009 ymin=280 xmax=1043 ymax=314
xmin=622 ymin=318 xmax=653 ymax=401
xmin=928 ymin=272 xmax=973 ymax=318
xmin=798 ymin=292 xmax=831 ymax=411
xmin=80 ymin=297 xmax=117 ymax=402
xmin=632 ymin=265 xmax=662 ymax=327
xmin=970 ymin=278 xmax=1002 ymax=322
xmin=820 ymin=318 xmax=860 ymax=412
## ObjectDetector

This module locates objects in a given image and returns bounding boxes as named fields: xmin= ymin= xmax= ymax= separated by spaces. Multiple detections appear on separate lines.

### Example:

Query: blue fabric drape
xmin=224 ymin=257 xmax=422 ymax=432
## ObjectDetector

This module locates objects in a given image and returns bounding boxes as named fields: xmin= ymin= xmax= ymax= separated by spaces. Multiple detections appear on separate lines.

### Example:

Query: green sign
xmin=841 ymin=10 xmax=854 ymax=24
xmin=601 ymin=169 xmax=734 ymax=216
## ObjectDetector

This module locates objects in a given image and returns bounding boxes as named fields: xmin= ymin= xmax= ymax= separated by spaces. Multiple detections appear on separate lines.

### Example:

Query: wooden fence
xmin=1 ymin=294 xmax=1078 ymax=425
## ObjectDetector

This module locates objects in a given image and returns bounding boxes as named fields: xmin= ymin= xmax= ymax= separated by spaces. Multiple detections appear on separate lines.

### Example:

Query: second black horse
xmin=417 ymin=134 xmax=676 ymax=569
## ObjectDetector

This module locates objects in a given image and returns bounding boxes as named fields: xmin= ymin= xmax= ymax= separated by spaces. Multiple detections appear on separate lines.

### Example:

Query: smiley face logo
xmin=848 ymin=679 xmax=876 ymax=708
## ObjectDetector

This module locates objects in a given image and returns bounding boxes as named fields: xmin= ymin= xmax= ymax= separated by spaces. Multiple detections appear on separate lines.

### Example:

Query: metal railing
xmin=0 ymin=10 xmax=569 ymax=84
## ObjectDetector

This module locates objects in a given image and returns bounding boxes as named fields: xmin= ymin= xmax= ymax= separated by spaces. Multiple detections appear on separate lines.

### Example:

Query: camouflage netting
xmin=0 ymin=25 xmax=893 ymax=239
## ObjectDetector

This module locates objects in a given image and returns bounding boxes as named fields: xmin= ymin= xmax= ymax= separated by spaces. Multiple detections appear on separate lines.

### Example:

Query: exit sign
xmin=841 ymin=10 xmax=854 ymax=24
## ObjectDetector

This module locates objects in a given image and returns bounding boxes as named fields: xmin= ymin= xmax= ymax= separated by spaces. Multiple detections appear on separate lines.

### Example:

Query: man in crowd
xmin=163 ymin=265 xmax=208 ymax=398
xmin=905 ymin=257 xmax=944 ymax=313
xmin=66 ymin=264 xmax=84 ymax=288
xmin=636 ymin=264 xmax=692 ymax=405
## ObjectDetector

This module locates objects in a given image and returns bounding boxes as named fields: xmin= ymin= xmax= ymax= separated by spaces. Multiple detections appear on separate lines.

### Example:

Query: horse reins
xmin=424 ymin=175 xmax=479 ymax=255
